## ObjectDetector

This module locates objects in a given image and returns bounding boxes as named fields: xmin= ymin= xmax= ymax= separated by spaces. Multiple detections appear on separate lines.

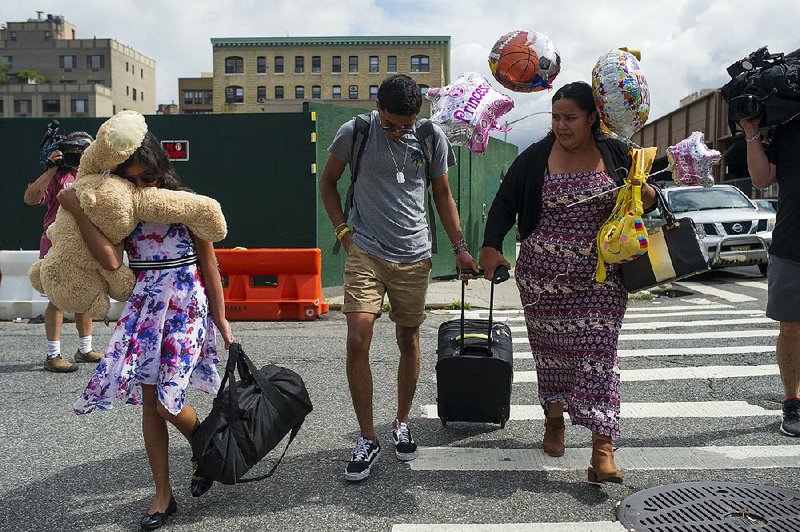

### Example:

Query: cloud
xmin=8 ymin=0 xmax=799 ymax=148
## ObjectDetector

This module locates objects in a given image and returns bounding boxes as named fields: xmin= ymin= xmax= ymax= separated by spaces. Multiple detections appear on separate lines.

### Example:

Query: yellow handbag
xmin=595 ymin=147 xmax=658 ymax=282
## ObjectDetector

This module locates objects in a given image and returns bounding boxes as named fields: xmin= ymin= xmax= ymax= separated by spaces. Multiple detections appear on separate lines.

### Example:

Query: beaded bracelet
xmin=745 ymin=132 xmax=762 ymax=143
xmin=451 ymin=239 xmax=468 ymax=255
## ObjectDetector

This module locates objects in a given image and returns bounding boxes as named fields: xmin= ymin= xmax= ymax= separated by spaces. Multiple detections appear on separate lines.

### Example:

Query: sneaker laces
xmin=352 ymin=437 xmax=371 ymax=461
xmin=394 ymin=421 xmax=412 ymax=444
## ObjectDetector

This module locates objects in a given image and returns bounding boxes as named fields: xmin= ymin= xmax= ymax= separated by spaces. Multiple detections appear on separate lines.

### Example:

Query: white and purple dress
xmin=74 ymin=222 xmax=221 ymax=416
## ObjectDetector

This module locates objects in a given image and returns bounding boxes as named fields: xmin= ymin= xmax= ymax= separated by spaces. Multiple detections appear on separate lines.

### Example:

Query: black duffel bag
xmin=191 ymin=343 xmax=313 ymax=484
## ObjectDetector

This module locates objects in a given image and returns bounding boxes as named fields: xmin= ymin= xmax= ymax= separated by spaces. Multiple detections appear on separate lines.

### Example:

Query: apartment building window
xmin=0 ymin=56 xmax=11 ymax=67
xmin=411 ymin=55 xmax=430 ymax=73
xmin=44 ymin=31 xmax=51 ymax=40
xmin=225 ymin=56 xmax=244 ymax=74
xmin=349 ymin=56 xmax=358 ymax=73
xmin=0 ymin=100 xmax=4 ymax=114
xmin=311 ymin=56 xmax=321 ymax=74
xmin=257 ymin=56 xmax=267 ymax=74
xmin=126 ymin=86 xmax=130 ymax=96
xmin=141 ymin=92 xmax=144 ymax=101
xmin=332 ymin=85 xmax=341 ymax=99
xmin=193 ymin=91 xmax=203 ymax=104
xmin=14 ymin=99 xmax=31 ymax=114
xmin=275 ymin=56 xmax=284 ymax=73
xmin=369 ymin=85 xmax=378 ymax=99
xmin=388 ymin=55 xmax=397 ymax=73
xmin=140 ymin=70 xmax=143 ymax=79
xmin=275 ymin=86 xmax=284 ymax=99
xmin=183 ymin=91 xmax=193 ymax=105
xmin=295 ymin=86 xmax=305 ymax=99
xmin=132 ymin=88 xmax=137 ymax=101
xmin=59 ymin=55 xmax=77 ymax=70
xmin=204 ymin=90 xmax=213 ymax=104
xmin=10 ymin=32 xmax=17 ymax=41
xmin=71 ymin=99 xmax=88 ymax=114
xmin=43 ymin=99 xmax=60 ymax=113
xmin=332 ymin=56 xmax=341 ymax=73
xmin=60 ymin=79 xmax=76 ymax=84
xmin=257 ymin=86 xmax=267 ymax=102
xmin=87 ymin=55 xmax=105 ymax=69
xmin=311 ymin=85 xmax=321 ymax=99
xmin=349 ymin=85 xmax=358 ymax=99
xmin=369 ymin=56 xmax=379 ymax=73
xmin=419 ymin=84 xmax=430 ymax=96
xmin=132 ymin=65 xmax=135 ymax=75
xmin=295 ymin=56 xmax=304 ymax=74
xmin=225 ymin=85 xmax=244 ymax=103
xmin=126 ymin=61 xmax=129 ymax=72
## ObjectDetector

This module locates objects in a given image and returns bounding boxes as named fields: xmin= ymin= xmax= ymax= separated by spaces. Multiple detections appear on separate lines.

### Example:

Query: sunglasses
xmin=380 ymin=123 xmax=415 ymax=133
xmin=119 ymin=168 xmax=158 ymax=184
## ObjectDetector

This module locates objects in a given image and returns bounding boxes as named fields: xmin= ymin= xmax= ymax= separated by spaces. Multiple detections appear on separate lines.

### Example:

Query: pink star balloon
xmin=666 ymin=131 xmax=721 ymax=187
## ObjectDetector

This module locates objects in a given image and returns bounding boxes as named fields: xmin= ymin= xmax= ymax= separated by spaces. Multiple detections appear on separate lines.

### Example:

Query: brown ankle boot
xmin=588 ymin=433 xmax=623 ymax=484
xmin=542 ymin=416 xmax=565 ymax=457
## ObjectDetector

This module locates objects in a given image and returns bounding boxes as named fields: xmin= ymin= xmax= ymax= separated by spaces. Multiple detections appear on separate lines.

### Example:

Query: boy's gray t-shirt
xmin=328 ymin=110 xmax=451 ymax=263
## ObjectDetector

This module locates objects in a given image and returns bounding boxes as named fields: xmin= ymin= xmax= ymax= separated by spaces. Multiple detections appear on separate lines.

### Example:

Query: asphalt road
xmin=1 ymin=265 xmax=797 ymax=531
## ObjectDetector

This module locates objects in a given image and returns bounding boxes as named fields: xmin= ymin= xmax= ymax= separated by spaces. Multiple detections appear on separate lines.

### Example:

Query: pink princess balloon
xmin=667 ymin=131 xmax=721 ymax=187
xmin=425 ymin=72 xmax=515 ymax=155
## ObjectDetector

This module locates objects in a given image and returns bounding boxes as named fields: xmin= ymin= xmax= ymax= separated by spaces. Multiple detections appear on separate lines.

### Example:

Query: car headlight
xmin=767 ymin=217 xmax=776 ymax=231
xmin=694 ymin=223 xmax=706 ymax=239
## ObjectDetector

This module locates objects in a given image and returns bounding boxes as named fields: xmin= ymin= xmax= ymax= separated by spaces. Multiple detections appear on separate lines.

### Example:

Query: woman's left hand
xmin=56 ymin=187 xmax=81 ymax=214
xmin=217 ymin=318 xmax=237 ymax=350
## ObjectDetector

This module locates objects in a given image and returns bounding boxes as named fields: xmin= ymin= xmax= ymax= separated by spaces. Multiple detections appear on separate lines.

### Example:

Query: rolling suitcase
xmin=435 ymin=266 xmax=513 ymax=428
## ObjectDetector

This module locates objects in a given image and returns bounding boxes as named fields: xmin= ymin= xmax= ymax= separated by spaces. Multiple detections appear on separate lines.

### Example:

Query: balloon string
xmin=565 ymin=169 xmax=714 ymax=207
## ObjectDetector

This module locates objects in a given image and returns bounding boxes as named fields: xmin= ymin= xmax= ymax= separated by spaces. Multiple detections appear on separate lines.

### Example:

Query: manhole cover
xmin=617 ymin=481 xmax=800 ymax=531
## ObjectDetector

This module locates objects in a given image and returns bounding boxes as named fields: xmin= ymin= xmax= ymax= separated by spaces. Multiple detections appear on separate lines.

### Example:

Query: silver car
xmin=644 ymin=185 xmax=775 ymax=276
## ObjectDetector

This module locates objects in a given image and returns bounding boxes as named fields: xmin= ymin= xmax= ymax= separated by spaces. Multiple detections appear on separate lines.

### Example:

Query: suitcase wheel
xmin=440 ymin=418 xmax=447 ymax=427
xmin=500 ymin=420 xmax=506 ymax=429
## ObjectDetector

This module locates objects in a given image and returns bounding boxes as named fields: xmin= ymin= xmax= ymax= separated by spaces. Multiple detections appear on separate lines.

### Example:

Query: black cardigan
xmin=482 ymin=134 xmax=633 ymax=250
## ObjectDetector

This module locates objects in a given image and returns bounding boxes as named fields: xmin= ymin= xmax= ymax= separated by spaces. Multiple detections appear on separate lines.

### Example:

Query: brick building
xmin=0 ymin=12 xmax=155 ymax=118
xmin=199 ymin=35 xmax=450 ymax=114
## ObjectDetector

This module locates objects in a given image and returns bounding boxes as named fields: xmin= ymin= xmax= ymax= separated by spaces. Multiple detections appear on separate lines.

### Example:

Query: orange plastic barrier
xmin=216 ymin=248 xmax=329 ymax=321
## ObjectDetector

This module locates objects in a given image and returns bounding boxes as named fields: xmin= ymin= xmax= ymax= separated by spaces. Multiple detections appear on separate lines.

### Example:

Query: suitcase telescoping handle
xmin=458 ymin=265 xmax=510 ymax=354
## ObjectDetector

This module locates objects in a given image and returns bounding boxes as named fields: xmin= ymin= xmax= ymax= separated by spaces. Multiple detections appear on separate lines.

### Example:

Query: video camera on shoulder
xmin=38 ymin=120 xmax=92 ymax=169
xmin=721 ymin=46 xmax=800 ymax=134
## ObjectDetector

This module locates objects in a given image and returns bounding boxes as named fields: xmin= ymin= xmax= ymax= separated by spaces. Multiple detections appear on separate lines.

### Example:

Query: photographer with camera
xmin=741 ymin=112 xmax=800 ymax=437
xmin=23 ymin=130 xmax=103 ymax=373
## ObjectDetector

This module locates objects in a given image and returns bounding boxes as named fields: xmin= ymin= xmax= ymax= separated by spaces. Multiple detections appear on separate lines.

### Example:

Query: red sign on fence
xmin=161 ymin=140 xmax=190 ymax=161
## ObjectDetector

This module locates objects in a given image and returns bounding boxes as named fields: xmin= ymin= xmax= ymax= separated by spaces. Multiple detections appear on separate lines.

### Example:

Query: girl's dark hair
xmin=551 ymin=81 xmax=602 ymax=137
xmin=377 ymin=74 xmax=423 ymax=116
xmin=116 ymin=131 xmax=187 ymax=190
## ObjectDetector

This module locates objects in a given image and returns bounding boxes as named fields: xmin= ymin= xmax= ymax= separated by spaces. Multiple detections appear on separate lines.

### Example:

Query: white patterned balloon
xmin=592 ymin=48 xmax=650 ymax=139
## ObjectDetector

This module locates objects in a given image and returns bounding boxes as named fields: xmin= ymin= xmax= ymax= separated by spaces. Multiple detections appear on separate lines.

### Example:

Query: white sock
xmin=78 ymin=335 xmax=93 ymax=355
xmin=46 ymin=340 xmax=60 ymax=360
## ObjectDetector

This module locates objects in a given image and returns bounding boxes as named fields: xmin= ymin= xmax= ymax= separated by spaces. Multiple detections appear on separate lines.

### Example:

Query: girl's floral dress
xmin=74 ymin=222 xmax=221 ymax=416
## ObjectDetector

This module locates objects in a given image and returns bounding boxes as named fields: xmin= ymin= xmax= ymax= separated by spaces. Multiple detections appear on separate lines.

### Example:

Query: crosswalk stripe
xmin=676 ymin=282 xmax=758 ymax=302
xmin=512 ymin=329 xmax=778 ymax=344
xmin=409 ymin=445 xmax=800 ymax=472
xmin=507 ymin=318 xmax=774 ymax=334
xmin=513 ymin=364 xmax=779 ymax=383
xmin=420 ymin=401 xmax=779 ymax=420
xmin=392 ymin=523 xmax=626 ymax=532
xmin=513 ymin=345 xmax=775 ymax=359
xmin=734 ymin=281 xmax=768 ymax=290
xmin=492 ymin=310 xmax=765 ymax=324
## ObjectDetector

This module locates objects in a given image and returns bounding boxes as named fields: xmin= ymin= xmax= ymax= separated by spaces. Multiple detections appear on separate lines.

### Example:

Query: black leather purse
xmin=191 ymin=343 xmax=313 ymax=485
xmin=620 ymin=186 xmax=709 ymax=292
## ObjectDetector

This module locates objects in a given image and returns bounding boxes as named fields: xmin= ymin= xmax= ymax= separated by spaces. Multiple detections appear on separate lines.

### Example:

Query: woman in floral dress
xmin=60 ymin=132 xmax=235 ymax=529
xmin=480 ymin=82 xmax=656 ymax=484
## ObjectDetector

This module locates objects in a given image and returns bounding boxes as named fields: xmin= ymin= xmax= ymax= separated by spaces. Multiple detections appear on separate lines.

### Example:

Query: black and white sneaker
xmin=344 ymin=436 xmax=381 ymax=482
xmin=392 ymin=419 xmax=418 ymax=461
xmin=780 ymin=398 xmax=800 ymax=437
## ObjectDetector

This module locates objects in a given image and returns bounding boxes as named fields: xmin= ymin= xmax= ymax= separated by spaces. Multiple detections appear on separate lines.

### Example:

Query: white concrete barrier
xmin=0 ymin=250 xmax=126 ymax=321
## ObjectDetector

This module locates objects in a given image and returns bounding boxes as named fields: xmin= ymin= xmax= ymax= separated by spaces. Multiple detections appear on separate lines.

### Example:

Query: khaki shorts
xmin=342 ymin=242 xmax=432 ymax=327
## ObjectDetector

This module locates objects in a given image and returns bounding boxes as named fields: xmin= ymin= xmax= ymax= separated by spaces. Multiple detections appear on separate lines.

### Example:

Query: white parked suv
xmin=645 ymin=185 xmax=775 ymax=276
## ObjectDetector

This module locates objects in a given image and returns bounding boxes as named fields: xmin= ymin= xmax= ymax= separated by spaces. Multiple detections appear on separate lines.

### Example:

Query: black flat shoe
xmin=140 ymin=496 xmax=177 ymax=530
xmin=190 ymin=457 xmax=214 ymax=498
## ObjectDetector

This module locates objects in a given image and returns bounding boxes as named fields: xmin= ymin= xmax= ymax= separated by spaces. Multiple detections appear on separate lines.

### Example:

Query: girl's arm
xmin=56 ymin=188 xmax=124 ymax=270
xmin=193 ymin=236 xmax=236 ymax=349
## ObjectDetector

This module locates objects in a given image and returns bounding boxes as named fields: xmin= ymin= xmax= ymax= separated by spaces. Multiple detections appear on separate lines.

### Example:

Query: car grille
xmin=721 ymin=221 xmax=754 ymax=235
xmin=702 ymin=223 xmax=718 ymax=235
xmin=757 ymin=219 xmax=768 ymax=231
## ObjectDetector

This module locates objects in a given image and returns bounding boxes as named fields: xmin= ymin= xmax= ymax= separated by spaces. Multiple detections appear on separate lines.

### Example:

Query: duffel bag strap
xmin=235 ymin=422 xmax=304 ymax=483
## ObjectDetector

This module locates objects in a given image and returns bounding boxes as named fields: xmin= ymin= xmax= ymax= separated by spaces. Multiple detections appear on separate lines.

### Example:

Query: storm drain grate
xmin=617 ymin=481 xmax=800 ymax=531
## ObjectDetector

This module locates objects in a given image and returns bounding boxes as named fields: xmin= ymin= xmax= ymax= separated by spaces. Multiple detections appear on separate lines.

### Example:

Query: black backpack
xmin=332 ymin=112 xmax=456 ymax=255
xmin=191 ymin=343 xmax=313 ymax=485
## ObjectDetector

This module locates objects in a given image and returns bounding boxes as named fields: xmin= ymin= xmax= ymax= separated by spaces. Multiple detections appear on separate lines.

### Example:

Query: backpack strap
xmin=332 ymin=113 xmax=371 ymax=255
xmin=414 ymin=119 xmax=457 ymax=255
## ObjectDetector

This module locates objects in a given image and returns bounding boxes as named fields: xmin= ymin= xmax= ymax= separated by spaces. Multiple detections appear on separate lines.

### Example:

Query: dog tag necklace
xmin=385 ymin=131 xmax=409 ymax=184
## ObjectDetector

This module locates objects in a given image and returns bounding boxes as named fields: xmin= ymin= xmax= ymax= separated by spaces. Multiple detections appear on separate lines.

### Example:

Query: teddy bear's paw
xmin=28 ymin=261 xmax=44 ymax=294
xmin=106 ymin=110 xmax=147 ymax=153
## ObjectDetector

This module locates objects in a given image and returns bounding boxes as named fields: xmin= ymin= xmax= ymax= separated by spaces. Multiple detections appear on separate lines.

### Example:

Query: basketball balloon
xmin=488 ymin=30 xmax=560 ymax=92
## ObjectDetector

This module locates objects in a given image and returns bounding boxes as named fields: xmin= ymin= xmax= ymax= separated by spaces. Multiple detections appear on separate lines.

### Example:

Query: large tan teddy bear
xmin=28 ymin=110 xmax=227 ymax=320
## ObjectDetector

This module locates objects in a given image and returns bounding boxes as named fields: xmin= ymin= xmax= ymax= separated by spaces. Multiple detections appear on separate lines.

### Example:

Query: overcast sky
xmin=6 ymin=0 xmax=799 ymax=148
